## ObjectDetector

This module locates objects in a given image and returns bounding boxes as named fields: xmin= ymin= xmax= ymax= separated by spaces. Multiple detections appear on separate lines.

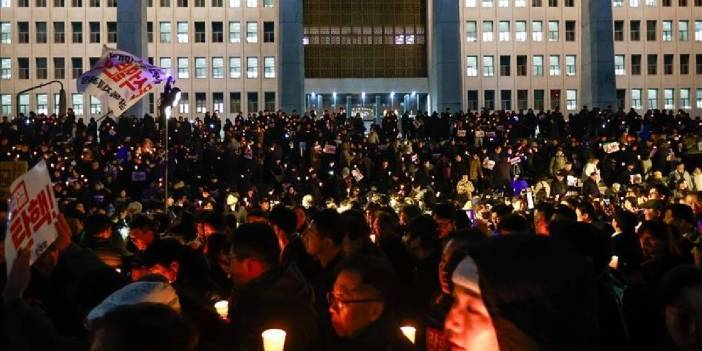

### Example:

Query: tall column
xmin=429 ymin=0 xmax=462 ymax=113
xmin=279 ymin=0 xmax=305 ymax=114
xmin=117 ymin=0 xmax=147 ymax=118
xmin=581 ymin=0 xmax=617 ymax=109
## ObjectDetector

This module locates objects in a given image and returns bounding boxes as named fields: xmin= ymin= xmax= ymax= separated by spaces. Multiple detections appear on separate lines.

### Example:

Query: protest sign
xmin=323 ymin=144 xmax=337 ymax=154
xmin=0 ymin=161 xmax=28 ymax=201
xmin=5 ymin=160 xmax=59 ymax=275
xmin=603 ymin=142 xmax=620 ymax=154
xmin=482 ymin=159 xmax=496 ymax=170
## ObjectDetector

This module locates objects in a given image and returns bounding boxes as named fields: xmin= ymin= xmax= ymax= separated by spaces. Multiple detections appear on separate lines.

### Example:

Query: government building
xmin=0 ymin=0 xmax=701 ymax=119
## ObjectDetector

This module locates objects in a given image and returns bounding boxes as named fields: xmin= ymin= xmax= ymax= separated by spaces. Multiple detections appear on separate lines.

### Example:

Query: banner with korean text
xmin=4 ymin=160 xmax=59 ymax=275
xmin=76 ymin=47 xmax=168 ymax=117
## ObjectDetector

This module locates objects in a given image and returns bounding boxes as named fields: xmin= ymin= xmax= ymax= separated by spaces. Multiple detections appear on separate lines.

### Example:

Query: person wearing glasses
xmin=325 ymin=255 xmax=417 ymax=351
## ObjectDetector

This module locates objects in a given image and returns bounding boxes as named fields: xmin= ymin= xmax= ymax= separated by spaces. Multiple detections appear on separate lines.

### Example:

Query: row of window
xmin=613 ymin=20 xmax=702 ymax=42
xmin=0 ymin=55 xmax=276 ymax=80
xmin=466 ymin=55 xmax=577 ymax=77
xmin=0 ymin=91 xmax=275 ymax=117
xmin=626 ymin=88 xmax=701 ymax=110
xmin=1 ymin=0 xmax=274 ymax=8
xmin=464 ymin=0 xmax=575 ymax=8
xmin=613 ymin=54 xmax=702 ymax=75
xmin=465 ymin=20 xmax=576 ymax=43
xmin=612 ymin=0 xmax=702 ymax=7
xmin=0 ymin=20 xmax=275 ymax=45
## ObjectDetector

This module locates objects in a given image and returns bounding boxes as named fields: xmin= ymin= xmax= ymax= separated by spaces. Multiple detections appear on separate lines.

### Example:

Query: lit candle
xmin=214 ymin=300 xmax=229 ymax=319
xmin=400 ymin=326 xmax=416 ymax=344
xmin=261 ymin=329 xmax=286 ymax=351
xmin=609 ymin=255 xmax=619 ymax=270
xmin=370 ymin=234 xmax=377 ymax=244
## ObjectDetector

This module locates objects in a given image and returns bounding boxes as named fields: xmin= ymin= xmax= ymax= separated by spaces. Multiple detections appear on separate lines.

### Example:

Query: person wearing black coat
xmin=582 ymin=172 xmax=601 ymax=198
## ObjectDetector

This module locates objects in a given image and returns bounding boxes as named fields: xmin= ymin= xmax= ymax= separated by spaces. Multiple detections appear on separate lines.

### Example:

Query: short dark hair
xmin=130 ymin=214 xmax=157 ymax=233
xmin=666 ymin=204 xmax=696 ymax=226
xmin=406 ymin=214 xmax=439 ymax=249
xmin=85 ymin=214 xmax=113 ymax=238
xmin=230 ymin=223 xmax=280 ymax=267
xmin=433 ymin=203 xmax=456 ymax=222
xmin=613 ymin=210 xmax=638 ymax=234
xmin=142 ymin=238 xmax=186 ymax=269
xmin=268 ymin=205 xmax=297 ymax=236
xmin=575 ymin=201 xmax=595 ymax=219
xmin=90 ymin=303 xmax=198 ymax=351
xmin=312 ymin=209 xmax=345 ymax=245
xmin=338 ymin=255 xmax=397 ymax=304
xmin=661 ymin=265 xmax=702 ymax=305
xmin=340 ymin=209 xmax=370 ymax=241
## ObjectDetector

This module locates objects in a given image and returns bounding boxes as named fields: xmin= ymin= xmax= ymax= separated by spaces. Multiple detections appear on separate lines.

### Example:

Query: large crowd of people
xmin=1 ymin=104 xmax=702 ymax=351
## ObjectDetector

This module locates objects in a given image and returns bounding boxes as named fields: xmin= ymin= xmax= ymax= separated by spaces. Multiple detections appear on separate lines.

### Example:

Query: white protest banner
xmin=5 ymin=160 xmax=59 ymax=275
xmin=351 ymin=169 xmax=364 ymax=182
xmin=482 ymin=159 xmax=496 ymax=170
xmin=456 ymin=130 xmax=467 ymax=137
xmin=603 ymin=142 xmax=620 ymax=154
xmin=77 ymin=47 xmax=168 ymax=117
xmin=323 ymin=144 xmax=337 ymax=154
xmin=630 ymin=174 xmax=642 ymax=184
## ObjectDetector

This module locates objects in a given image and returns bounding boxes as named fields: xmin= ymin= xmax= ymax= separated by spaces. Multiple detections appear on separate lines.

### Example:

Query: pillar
xmin=117 ymin=0 xmax=147 ymax=118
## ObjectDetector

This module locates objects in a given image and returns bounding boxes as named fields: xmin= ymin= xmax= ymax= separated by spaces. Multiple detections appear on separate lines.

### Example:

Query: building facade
xmin=0 ymin=0 xmax=279 ymax=119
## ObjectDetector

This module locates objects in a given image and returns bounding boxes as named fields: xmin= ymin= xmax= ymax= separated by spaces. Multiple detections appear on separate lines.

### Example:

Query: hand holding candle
xmin=262 ymin=329 xmax=286 ymax=351
xmin=214 ymin=300 xmax=229 ymax=320
xmin=400 ymin=326 xmax=416 ymax=344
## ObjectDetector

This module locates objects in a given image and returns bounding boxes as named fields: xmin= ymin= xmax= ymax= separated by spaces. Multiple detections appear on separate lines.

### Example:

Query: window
xmin=263 ymin=21 xmax=274 ymax=42
xmin=565 ymin=21 xmax=575 ymax=41
xmin=565 ymin=0 xmax=573 ymax=5
xmin=229 ymin=22 xmax=240 ymax=43
xmin=159 ymin=22 xmax=172 ymax=43
xmin=246 ymin=21 xmax=257 ymax=43
xmin=0 ymin=58 xmax=10 ymax=79
xmin=631 ymin=89 xmax=642 ymax=109
xmin=161 ymin=0 xmax=170 ymax=6
xmin=18 ymin=57 xmax=29 ymax=79
xmin=663 ymin=0 xmax=670 ymax=5
xmin=230 ymin=0 xmax=240 ymax=5
xmin=664 ymin=54 xmax=673 ymax=74
xmin=549 ymin=55 xmax=560 ymax=76
xmin=565 ymin=55 xmax=576 ymax=76
xmin=71 ymin=57 xmax=82 ymax=78
xmin=466 ymin=0 xmax=477 ymax=6
xmin=482 ymin=0 xmax=493 ymax=7
xmin=229 ymin=57 xmax=241 ymax=78
xmin=177 ymin=21 xmax=188 ymax=43
xmin=483 ymin=56 xmax=494 ymax=77
xmin=89 ymin=56 xmax=99 ymax=68
xmin=566 ymin=90 xmax=577 ymax=110
xmin=615 ymin=55 xmax=625 ymax=75
xmin=516 ymin=55 xmax=527 ymax=76
xmin=534 ymin=90 xmax=544 ymax=111
xmin=483 ymin=21 xmax=493 ymax=42
xmin=481 ymin=90 xmax=493 ymax=110
xmin=662 ymin=20 xmax=672 ymax=41
xmin=90 ymin=96 xmax=101 ymax=115
xmin=1 ymin=0 xmax=10 ymax=6
xmin=264 ymin=92 xmax=275 ymax=112
xmin=533 ymin=55 xmax=544 ymax=76
xmin=177 ymin=57 xmax=189 ymax=78
xmin=212 ymin=22 xmax=223 ymax=42
xmin=177 ymin=0 xmax=187 ymax=6
xmin=647 ymin=20 xmax=656 ymax=41
xmin=499 ymin=0 xmax=508 ymax=7
xmin=466 ymin=56 xmax=478 ymax=76
xmin=698 ymin=54 xmax=702 ymax=74
xmin=499 ymin=21 xmax=510 ymax=41
xmin=614 ymin=21 xmax=624 ymax=41
xmin=550 ymin=90 xmax=561 ymax=110
xmin=647 ymin=89 xmax=658 ymax=109
xmin=679 ymin=21 xmax=688 ymax=41
xmin=549 ymin=0 xmax=557 ymax=5
xmin=108 ymin=0 xmax=116 ymax=6
xmin=18 ymin=22 xmax=29 ymax=44
xmin=89 ymin=21 xmax=100 ymax=43
xmin=696 ymin=21 xmax=702 ymax=41
xmin=548 ymin=21 xmax=559 ymax=41
xmin=19 ymin=0 xmax=29 ymax=5
xmin=19 ymin=94 xmax=29 ymax=115
xmin=532 ymin=21 xmax=543 ymax=41
xmin=1 ymin=94 xmax=11 ymax=116
xmin=613 ymin=0 xmax=623 ymax=6
xmin=664 ymin=89 xmax=674 ymax=109
xmin=467 ymin=90 xmax=479 ymax=111
xmin=107 ymin=22 xmax=117 ymax=42
xmin=515 ymin=21 xmax=526 ymax=42
xmin=147 ymin=22 xmax=153 ymax=43
xmin=194 ymin=22 xmax=205 ymax=43
xmin=264 ymin=56 xmax=275 ymax=78
xmin=72 ymin=94 xmax=83 ymax=115
xmin=532 ymin=0 xmax=541 ymax=5
xmin=195 ymin=0 xmax=204 ymax=6
xmin=680 ymin=54 xmax=689 ymax=74
xmin=697 ymin=90 xmax=702 ymax=109
xmin=246 ymin=56 xmax=258 ymax=78
xmin=466 ymin=21 xmax=477 ymax=42
xmin=680 ymin=89 xmax=690 ymax=109
xmin=500 ymin=56 xmax=511 ymax=76
xmin=647 ymin=54 xmax=657 ymax=74
xmin=72 ymin=22 xmax=82 ymax=43
xmin=212 ymin=57 xmax=224 ymax=78
xmin=630 ymin=20 xmax=640 ymax=41
xmin=194 ymin=93 xmax=206 ymax=113
xmin=213 ymin=92 xmax=224 ymax=113
xmin=246 ymin=0 xmax=256 ymax=6
xmin=195 ymin=57 xmax=207 ymax=78
xmin=247 ymin=92 xmax=258 ymax=112
xmin=263 ymin=0 xmax=273 ymax=7
xmin=36 ymin=57 xmax=47 ymax=79
xmin=645 ymin=0 xmax=655 ymax=5
xmin=54 ymin=57 xmax=65 ymax=79
xmin=501 ymin=90 xmax=511 ymax=110
xmin=1 ymin=22 xmax=10 ymax=44
xmin=179 ymin=93 xmax=189 ymax=114
xmin=517 ymin=90 xmax=528 ymax=110
xmin=631 ymin=54 xmax=641 ymax=75
xmin=515 ymin=0 xmax=525 ymax=6
xmin=35 ymin=22 xmax=47 ymax=43
xmin=89 ymin=0 xmax=98 ymax=6
xmin=230 ymin=92 xmax=241 ymax=113
xmin=160 ymin=57 xmax=171 ymax=76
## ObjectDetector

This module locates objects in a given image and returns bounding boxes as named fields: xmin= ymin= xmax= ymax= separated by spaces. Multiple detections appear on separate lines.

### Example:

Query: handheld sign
xmin=5 ymin=160 xmax=59 ymax=276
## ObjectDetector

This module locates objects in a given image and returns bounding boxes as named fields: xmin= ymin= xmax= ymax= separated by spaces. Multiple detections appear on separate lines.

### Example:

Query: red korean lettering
xmin=10 ymin=210 xmax=33 ymax=250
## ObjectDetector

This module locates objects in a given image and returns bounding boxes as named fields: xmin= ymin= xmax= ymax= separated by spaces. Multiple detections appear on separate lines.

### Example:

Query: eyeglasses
xmin=326 ymin=292 xmax=383 ymax=310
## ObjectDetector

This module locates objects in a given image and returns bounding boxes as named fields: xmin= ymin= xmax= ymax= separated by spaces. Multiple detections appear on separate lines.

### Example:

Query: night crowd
xmin=1 ymin=104 xmax=702 ymax=351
